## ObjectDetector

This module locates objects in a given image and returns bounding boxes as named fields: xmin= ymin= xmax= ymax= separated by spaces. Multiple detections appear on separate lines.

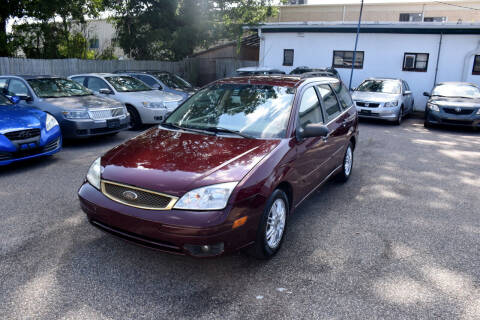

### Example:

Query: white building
xmin=250 ymin=22 xmax=480 ymax=111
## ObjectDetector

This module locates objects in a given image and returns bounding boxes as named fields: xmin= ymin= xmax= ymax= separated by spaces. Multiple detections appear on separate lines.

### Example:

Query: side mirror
xmin=10 ymin=96 xmax=21 ymax=104
xmin=404 ymin=90 xmax=412 ymax=95
xmin=99 ymin=88 xmax=113 ymax=95
xmin=423 ymin=92 xmax=431 ymax=97
xmin=299 ymin=123 xmax=330 ymax=139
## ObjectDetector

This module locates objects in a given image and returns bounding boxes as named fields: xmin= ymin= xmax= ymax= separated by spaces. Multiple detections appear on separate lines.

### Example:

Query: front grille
xmin=101 ymin=180 xmax=178 ymax=210
xmin=0 ymin=152 xmax=11 ymax=161
xmin=443 ymin=108 xmax=474 ymax=115
xmin=4 ymin=129 xmax=41 ymax=141
xmin=356 ymin=102 xmax=380 ymax=108
xmin=89 ymin=108 xmax=125 ymax=120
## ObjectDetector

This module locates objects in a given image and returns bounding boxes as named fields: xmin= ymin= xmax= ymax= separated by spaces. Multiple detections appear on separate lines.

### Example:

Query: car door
xmin=316 ymin=83 xmax=350 ymax=172
xmin=403 ymin=80 xmax=414 ymax=112
xmin=291 ymin=85 xmax=332 ymax=201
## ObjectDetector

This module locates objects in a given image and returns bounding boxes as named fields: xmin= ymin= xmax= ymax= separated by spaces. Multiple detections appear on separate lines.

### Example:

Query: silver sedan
xmin=351 ymin=78 xmax=414 ymax=125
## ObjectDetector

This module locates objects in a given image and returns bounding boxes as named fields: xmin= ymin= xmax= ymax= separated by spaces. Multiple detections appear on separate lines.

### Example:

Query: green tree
xmin=112 ymin=0 xmax=278 ymax=61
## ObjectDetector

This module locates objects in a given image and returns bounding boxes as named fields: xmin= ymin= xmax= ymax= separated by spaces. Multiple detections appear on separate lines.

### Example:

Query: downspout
xmin=433 ymin=32 xmax=443 ymax=87
xmin=461 ymin=40 xmax=480 ymax=81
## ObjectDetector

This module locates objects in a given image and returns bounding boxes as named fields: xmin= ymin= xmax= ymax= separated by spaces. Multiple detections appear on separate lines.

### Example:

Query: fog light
xmin=184 ymin=243 xmax=224 ymax=257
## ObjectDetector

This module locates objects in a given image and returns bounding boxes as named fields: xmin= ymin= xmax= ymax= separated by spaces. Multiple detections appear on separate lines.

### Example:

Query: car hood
xmin=429 ymin=96 xmax=480 ymax=108
xmin=0 ymin=105 xmax=44 ymax=134
xmin=101 ymin=127 xmax=280 ymax=197
xmin=118 ymin=90 xmax=183 ymax=103
xmin=352 ymin=91 xmax=400 ymax=102
xmin=41 ymin=95 xmax=123 ymax=110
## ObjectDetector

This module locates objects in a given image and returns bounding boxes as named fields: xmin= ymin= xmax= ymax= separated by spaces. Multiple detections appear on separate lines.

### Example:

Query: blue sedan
xmin=0 ymin=94 xmax=62 ymax=165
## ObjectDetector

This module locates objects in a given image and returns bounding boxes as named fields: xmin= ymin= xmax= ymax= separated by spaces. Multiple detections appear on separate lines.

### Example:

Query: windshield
xmin=432 ymin=84 xmax=480 ymax=99
xmin=152 ymin=72 xmax=192 ymax=89
xmin=165 ymin=83 xmax=295 ymax=139
xmin=28 ymin=78 xmax=92 ymax=98
xmin=356 ymin=80 xmax=401 ymax=94
xmin=0 ymin=94 xmax=12 ymax=105
xmin=105 ymin=76 xmax=152 ymax=92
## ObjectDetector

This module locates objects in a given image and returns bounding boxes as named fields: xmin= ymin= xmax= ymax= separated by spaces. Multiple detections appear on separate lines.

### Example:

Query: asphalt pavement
xmin=1 ymin=118 xmax=479 ymax=320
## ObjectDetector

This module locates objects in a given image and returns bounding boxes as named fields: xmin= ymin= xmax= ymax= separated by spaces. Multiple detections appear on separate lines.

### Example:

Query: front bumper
xmin=60 ymin=115 xmax=130 ymax=139
xmin=0 ymin=126 xmax=62 ymax=166
xmin=425 ymin=109 xmax=480 ymax=127
xmin=137 ymin=107 xmax=174 ymax=124
xmin=78 ymin=182 xmax=263 ymax=257
xmin=356 ymin=105 xmax=400 ymax=121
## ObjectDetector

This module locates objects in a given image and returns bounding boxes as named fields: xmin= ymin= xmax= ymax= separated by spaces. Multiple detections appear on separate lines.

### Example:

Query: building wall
xmin=272 ymin=1 xmax=480 ymax=23
xmin=260 ymin=31 xmax=480 ymax=111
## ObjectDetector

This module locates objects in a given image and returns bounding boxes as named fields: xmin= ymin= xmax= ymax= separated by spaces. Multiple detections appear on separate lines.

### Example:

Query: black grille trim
xmin=443 ymin=108 xmax=474 ymax=115
xmin=101 ymin=180 xmax=178 ymax=210
xmin=90 ymin=220 xmax=184 ymax=254
xmin=4 ymin=129 xmax=41 ymax=141
xmin=356 ymin=102 xmax=380 ymax=108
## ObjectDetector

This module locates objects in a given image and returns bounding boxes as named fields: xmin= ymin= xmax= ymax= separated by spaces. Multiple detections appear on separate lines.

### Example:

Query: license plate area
xmin=107 ymin=119 xmax=120 ymax=128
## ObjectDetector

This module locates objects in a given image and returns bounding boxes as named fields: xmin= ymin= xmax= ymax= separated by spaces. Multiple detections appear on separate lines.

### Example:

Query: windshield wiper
xmin=203 ymin=126 xmax=256 ymax=139
xmin=162 ymin=122 xmax=215 ymax=135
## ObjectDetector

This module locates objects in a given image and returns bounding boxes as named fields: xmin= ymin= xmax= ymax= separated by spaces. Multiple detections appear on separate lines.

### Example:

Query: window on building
xmin=403 ymin=53 xmax=429 ymax=72
xmin=424 ymin=16 xmax=447 ymax=22
xmin=283 ymin=49 xmax=294 ymax=66
xmin=473 ymin=55 xmax=480 ymax=75
xmin=399 ymin=13 xmax=423 ymax=22
xmin=332 ymin=51 xmax=364 ymax=69
xmin=89 ymin=38 xmax=99 ymax=49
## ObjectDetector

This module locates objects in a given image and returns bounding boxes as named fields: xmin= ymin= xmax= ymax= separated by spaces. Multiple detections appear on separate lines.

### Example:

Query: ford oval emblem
xmin=122 ymin=190 xmax=138 ymax=201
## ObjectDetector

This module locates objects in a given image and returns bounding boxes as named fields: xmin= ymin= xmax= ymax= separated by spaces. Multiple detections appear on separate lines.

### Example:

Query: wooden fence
xmin=0 ymin=57 xmax=257 ymax=86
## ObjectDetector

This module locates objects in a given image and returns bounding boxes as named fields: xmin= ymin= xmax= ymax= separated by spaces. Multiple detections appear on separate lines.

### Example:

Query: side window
xmin=8 ymin=79 xmax=29 ymax=96
xmin=136 ymin=75 xmax=157 ymax=87
xmin=331 ymin=82 xmax=353 ymax=110
xmin=317 ymin=84 xmax=342 ymax=121
xmin=87 ymin=77 xmax=110 ymax=92
xmin=0 ymin=78 xmax=8 ymax=93
xmin=473 ymin=55 xmax=480 ymax=75
xmin=71 ymin=76 xmax=86 ymax=86
xmin=298 ymin=87 xmax=323 ymax=129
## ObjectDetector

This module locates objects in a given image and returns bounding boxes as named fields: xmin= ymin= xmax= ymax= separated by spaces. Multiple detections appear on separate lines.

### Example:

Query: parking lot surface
xmin=1 ymin=118 xmax=479 ymax=320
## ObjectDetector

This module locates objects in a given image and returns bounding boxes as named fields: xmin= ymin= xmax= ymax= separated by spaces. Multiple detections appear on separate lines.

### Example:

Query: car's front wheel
xmin=395 ymin=106 xmax=404 ymax=125
xmin=249 ymin=189 xmax=289 ymax=259
xmin=126 ymin=105 xmax=142 ymax=130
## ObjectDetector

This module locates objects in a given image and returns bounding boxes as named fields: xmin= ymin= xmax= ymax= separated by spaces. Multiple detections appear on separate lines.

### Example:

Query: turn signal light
xmin=232 ymin=216 xmax=248 ymax=229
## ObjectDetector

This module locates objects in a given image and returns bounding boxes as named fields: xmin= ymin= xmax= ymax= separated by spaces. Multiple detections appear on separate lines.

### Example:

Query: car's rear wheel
xmin=337 ymin=142 xmax=354 ymax=182
xmin=248 ymin=189 xmax=288 ymax=259
xmin=126 ymin=105 xmax=142 ymax=130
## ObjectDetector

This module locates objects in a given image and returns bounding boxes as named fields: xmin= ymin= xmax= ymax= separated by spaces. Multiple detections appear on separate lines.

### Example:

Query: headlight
xmin=427 ymin=103 xmax=440 ymax=112
xmin=86 ymin=157 xmax=101 ymax=190
xmin=142 ymin=102 xmax=166 ymax=109
xmin=45 ymin=113 xmax=59 ymax=131
xmin=63 ymin=110 xmax=90 ymax=119
xmin=173 ymin=182 xmax=238 ymax=210
xmin=384 ymin=101 xmax=398 ymax=108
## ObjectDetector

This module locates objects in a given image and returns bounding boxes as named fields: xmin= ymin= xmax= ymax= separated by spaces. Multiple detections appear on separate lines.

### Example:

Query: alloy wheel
xmin=266 ymin=198 xmax=287 ymax=249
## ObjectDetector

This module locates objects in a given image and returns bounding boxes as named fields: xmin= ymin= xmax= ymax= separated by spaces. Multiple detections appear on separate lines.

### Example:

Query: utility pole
xmin=349 ymin=0 xmax=364 ymax=90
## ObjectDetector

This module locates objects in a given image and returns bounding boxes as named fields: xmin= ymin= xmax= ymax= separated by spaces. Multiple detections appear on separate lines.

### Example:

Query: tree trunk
xmin=0 ymin=17 xmax=10 ymax=57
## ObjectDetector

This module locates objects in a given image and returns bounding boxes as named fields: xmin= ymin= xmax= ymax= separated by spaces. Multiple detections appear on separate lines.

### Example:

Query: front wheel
xmin=395 ymin=106 xmax=404 ymax=125
xmin=126 ymin=105 xmax=142 ymax=130
xmin=337 ymin=142 xmax=354 ymax=182
xmin=248 ymin=189 xmax=289 ymax=259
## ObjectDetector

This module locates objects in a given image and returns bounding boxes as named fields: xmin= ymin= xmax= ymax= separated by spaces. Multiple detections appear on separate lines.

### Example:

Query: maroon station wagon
xmin=78 ymin=75 xmax=359 ymax=259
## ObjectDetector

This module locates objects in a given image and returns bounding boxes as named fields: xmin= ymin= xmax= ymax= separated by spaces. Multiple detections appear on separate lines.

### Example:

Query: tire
xmin=126 ymin=105 xmax=142 ymax=130
xmin=337 ymin=142 xmax=354 ymax=182
xmin=248 ymin=189 xmax=289 ymax=259
xmin=395 ymin=106 xmax=404 ymax=125
xmin=424 ymin=121 xmax=431 ymax=128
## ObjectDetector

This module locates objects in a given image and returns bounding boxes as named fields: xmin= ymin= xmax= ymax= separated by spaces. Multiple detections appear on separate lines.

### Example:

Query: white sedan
xmin=69 ymin=73 xmax=184 ymax=129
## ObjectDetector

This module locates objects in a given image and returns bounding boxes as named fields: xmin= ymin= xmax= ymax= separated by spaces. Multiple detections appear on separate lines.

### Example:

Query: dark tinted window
xmin=317 ymin=84 xmax=342 ymax=121
xmin=135 ymin=74 xmax=158 ymax=87
xmin=283 ymin=49 xmax=294 ymax=66
xmin=332 ymin=82 xmax=353 ymax=110
xmin=473 ymin=55 xmax=480 ymax=75
xmin=298 ymin=87 xmax=323 ymax=129
xmin=87 ymin=77 xmax=110 ymax=92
